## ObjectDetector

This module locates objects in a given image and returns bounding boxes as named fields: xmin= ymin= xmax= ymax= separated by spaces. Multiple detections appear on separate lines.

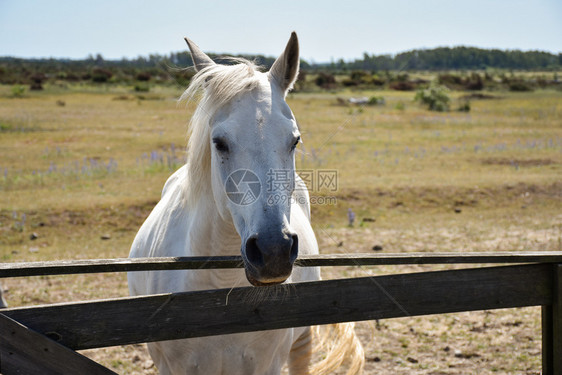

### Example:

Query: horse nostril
xmin=245 ymin=236 xmax=264 ymax=267
xmin=289 ymin=234 xmax=298 ymax=263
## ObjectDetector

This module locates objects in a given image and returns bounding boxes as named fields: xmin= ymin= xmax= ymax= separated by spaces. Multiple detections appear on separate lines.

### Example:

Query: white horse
xmin=128 ymin=33 xmax=364 ymax=375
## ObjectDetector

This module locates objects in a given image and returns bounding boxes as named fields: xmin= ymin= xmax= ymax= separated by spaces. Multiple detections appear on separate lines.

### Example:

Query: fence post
xmin=543 ymin=264 xmax=561 ymax=375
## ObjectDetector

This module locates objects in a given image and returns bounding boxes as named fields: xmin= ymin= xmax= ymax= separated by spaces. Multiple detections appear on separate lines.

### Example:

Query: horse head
xmin=185 ymin=33 xmax=302 ymax=286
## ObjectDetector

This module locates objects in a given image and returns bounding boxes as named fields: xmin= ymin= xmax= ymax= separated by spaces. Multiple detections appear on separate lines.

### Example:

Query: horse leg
xmin=0 ymin=282 xmax=7 ymax=308
xmin=288 ymin=327 xmax=313 ymax=375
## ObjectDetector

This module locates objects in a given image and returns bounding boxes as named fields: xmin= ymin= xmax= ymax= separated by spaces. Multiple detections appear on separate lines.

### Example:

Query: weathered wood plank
xmin=1 ymin=251 xmax=561 ymax=278
xmin=543 ymin=264 xmax=562 ymax=375
xmin=0 ymin=313 xmax=116 ymax=375
xmin=0 ymin=256 xmax=244 ymax=278
xmin=542 ymin=305 xmax=553 ymax=375
xmin=296 ymin=251 xmax=562 ymax=266
xmin=2 ymin=264 xmax=551 ymax=351
xmin=554 ymin=265 xmax=562 ymax=374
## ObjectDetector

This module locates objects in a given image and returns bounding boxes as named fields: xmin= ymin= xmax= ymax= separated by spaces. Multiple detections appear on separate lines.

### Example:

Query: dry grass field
xmin=0 ymin=83 xmax=561 ymax=374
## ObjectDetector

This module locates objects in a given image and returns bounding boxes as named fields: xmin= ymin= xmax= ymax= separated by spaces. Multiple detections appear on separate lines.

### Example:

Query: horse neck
xmin=186 ymin=192 xmax=246 ymax=289
xmin=188 ymin=192 xmax=241 ymax=257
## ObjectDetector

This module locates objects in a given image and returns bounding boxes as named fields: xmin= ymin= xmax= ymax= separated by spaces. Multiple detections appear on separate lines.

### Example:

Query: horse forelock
xmin=180 ymin=59 xmax=263 ymax=208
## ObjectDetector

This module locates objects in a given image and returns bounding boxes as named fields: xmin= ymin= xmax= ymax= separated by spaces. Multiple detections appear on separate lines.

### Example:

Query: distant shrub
xmin=438 ymin=73 xmax=462 ymax=88
xmin=315 ymin=72 xmax=336 ymax=89
xmin=536 ymin=76 xmax=549 ymax=88
xmin=367 ymin=96 xmax=385 ymax=105
xmin=136 ymin=72 xmax=151 ymax=81
xmin=30 ymin=73 xmax=46 ymax=81
xmin=390 ymin=81 xmax=415 ymax=91
xmin=293 ymin=70 xmax=308 ymax=92
xmin=29 ymin=82 xmax=43 ymax=91
xmin=0 ymin=121 xmax=11 ymax=132
xmin=499 ymin=73 xmax=510 ymax=84
xmin=457 ymin=100 xmax=471 ymax=112
xmin=509 ymin=81 xmax=533 ymax=92
xmin=91 ymin=68 xmax=113 ymax=83
xmin=65 ymin=73 xmax=80 ymax=81
xmin=350 ymin=71 xmax=368 ymax=81
xmin=464 ymin=73 xmax=484 ymax=90
xmin=371 ymin=74 xmax=385 ymax=86
xmin=394 ymin=101 xmax=405 ymax=111
xmin=134 ymin=82 xmax=150 ymax=92
xmin=437 ymin=73 xmax=484 ymax=91
xmin=112 ymin=95 xmax=132 ymax=101
xmin=341 ymin=78 xmax=358 ymax=87
xmin=29 ymin=73 xmax=46 ymax=90
xmin=342 ymin=70 xmax=372 ymax=86
xmin=415 ymin=84 xmax=450 ymax=112
xmin=395 ymin=73 xmax=409 ymax=82
xmin=11 ymin=85 xmax=26 ymax=98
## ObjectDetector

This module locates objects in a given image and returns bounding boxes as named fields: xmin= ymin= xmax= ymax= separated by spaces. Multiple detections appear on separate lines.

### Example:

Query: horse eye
xmin=291 ymin=136 xmax=301 ymax=151
xmin=213 ymin=138 xmax=229 ymax=153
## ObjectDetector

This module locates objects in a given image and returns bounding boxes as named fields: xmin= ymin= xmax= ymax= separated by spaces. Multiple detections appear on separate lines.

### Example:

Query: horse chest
xmin=151 ymin=331 xmax=293 ymax=375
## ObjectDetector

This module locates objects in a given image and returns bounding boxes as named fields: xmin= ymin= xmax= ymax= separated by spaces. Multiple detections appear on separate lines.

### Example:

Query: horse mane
xmin=180 ymin=58 xmax=263 ymax=207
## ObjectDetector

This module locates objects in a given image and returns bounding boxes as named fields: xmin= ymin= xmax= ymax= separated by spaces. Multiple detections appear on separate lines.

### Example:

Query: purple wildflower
xmin=347 ymin=208 xmax=355 ymax=227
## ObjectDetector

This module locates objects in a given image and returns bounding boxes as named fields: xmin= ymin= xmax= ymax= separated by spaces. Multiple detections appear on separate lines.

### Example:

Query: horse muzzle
xmin=242 ymin=232 xmax=298 ymax=286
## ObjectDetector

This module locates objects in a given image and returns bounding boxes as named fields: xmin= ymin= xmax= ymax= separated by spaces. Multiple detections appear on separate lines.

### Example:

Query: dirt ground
xmin=2 ymin=182 xmax=560 ymax=374
xmin=1 ymin=87 xmax=560 ymax=374
xmin=78 ymin=205 xmax=559 ymax=374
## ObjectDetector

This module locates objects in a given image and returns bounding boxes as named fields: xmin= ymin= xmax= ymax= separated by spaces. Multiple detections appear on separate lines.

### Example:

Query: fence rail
xmin=1 ymin=252 xmax=561 ymax=374
xmin=1 ymin=263 xmax=552 ymax=350
xmin=1 ymin=251 xmax=562 ymax=277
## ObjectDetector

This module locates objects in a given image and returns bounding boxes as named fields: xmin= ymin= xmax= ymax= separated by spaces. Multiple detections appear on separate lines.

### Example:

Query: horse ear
xmin=269 ymin=32 xmax=300 ymax=93
xmin=184 ymin=37 xmax=216 ymax=72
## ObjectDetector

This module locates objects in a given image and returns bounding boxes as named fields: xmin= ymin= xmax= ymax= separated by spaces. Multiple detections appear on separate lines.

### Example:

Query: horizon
xmin=1 ymin=0 xmax=561 ymax=63
xmin=1 ymin=44 xmax=560 ymax=65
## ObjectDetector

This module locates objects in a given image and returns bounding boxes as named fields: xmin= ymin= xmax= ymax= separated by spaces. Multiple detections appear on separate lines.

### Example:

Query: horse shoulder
xmin=128 ymin=165 xmax=191 ymax=295
xmin=130 ymin=166 xmax=189 ymax=256
xmin=161 ymin=164 xmax=187 ymax=198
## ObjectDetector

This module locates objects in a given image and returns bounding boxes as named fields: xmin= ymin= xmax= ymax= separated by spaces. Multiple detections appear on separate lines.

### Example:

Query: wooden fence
xmin=1 ymin=251 xmax=561 ymax=374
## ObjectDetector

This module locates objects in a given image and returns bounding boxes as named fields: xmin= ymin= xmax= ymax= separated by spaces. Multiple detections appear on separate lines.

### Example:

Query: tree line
xmin=0 ymin=46 xmax=560 ymax=87
xmin=338 ymin=47 xmax=561 ymax=71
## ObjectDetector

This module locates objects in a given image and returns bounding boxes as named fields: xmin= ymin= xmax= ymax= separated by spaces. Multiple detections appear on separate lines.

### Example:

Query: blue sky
xmin=1 ymin=0 xmax=561 ymax=62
